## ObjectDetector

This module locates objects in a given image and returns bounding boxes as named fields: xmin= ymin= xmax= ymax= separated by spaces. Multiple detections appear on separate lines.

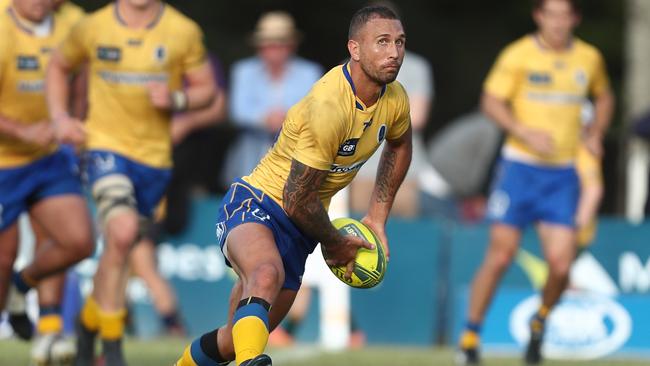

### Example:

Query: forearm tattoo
xmin=375 ymin=149 xmax=397 ymax=203
xmin=284 ymin=160 xmax=340 ymax=244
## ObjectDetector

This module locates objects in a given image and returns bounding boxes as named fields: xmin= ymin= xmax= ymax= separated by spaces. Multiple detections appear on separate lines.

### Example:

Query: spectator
xmin=222 ymin=11 xmax=322 ymax=186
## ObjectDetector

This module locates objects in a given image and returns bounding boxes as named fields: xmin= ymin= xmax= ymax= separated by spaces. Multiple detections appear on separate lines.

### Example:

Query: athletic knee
xmin=106 ymin=217 xmax=139 ymax=257
xmin=546 ymin=254 xmax=572 ymax=278
xmin=486 ymin=249 xmax=516 ymax=273
xmin=250 ymin=263 xmax=283 ymax=293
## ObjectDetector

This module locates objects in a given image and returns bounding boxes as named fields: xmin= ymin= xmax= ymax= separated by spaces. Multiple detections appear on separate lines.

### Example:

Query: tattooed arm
xmin=363 ymin=125 xmax=413 ymax=259
xmin=283 ymin=159 xmax=373 ymax=278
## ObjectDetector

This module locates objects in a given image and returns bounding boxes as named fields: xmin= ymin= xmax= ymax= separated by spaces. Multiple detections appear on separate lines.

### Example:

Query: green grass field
xmin=0 ymin=338 xmax=647 ymax=366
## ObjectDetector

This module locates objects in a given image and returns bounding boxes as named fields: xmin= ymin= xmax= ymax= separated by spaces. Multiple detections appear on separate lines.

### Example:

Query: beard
xmin=360 ymin=61 xmax=400 ymax=85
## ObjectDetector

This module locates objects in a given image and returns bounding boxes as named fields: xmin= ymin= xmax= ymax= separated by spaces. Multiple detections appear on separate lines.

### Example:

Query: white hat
xmin=252 ymin=11 xmax=302 ymax=45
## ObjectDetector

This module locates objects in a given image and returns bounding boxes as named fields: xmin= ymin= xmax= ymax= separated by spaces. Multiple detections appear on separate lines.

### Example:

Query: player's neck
xmin=536 ymin=32 xmax=572 ymax=52
xmin=349 ymin=61 xmax=383 ymax=108
xmin=10 ymin=6 xmax=52 ymax=36
xmin=116 ymin=0 xmax=163 ymax=29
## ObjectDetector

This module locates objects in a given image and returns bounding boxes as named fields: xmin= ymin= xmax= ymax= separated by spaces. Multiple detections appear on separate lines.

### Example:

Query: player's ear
xmin=348 ymin=39 xmax=360 ymax=62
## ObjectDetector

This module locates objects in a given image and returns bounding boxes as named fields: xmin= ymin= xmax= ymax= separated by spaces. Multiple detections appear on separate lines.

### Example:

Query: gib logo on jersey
xmin=97 ymin=46 xmax=121 ymax=62
xmin=510 ymin=292 xmax=631 ymax=360
xmin=17 ymin=55 xmax=39 ymax=70
xmin=337 ymin=138 xmax=359 ymax=156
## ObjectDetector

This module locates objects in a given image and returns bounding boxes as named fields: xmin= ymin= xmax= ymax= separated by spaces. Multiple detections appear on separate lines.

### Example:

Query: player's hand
xmin=361 ymin=216 xmax=390 ymax=261
xmin=583 ymin=130 xmax=604 ymax=158
xmin=147 ymin=82 xmax=172 ymax=110
xmin=15 ymin=121 xmax=54 ymax=147
xmin=322 ymin=235 xmax=375 ymax=281
xmin=517 ymin=126 xmax=555 ymax=156
xmin=54 ymin=115 xmax=86 ymax=148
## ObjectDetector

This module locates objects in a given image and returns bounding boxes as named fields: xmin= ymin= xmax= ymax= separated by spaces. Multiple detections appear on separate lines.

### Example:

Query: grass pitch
xmin=0 ymin=337 xmax=647 ymax=366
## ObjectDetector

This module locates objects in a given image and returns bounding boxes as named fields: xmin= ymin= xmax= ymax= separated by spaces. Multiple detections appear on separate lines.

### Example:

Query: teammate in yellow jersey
xmin=7 ymin=1 xmax=88 ymax=364
xmin=0 ymin=0 xmax=94 ymax=362
xmin=174 ymin=5 xmax=412 ymax=366
xmin=456 ymin=1 xmax=615 ymax=365
xmin=46 ymin=0 xmax=216 ymax=365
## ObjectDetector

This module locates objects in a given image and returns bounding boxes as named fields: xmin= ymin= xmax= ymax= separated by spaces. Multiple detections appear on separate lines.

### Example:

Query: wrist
xmin=171 ymin=90 xmax=188 ymax=112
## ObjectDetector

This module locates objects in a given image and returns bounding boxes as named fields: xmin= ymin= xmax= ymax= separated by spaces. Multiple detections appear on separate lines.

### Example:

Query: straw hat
xmin=251 ymin=11 xmax=302 ymax=46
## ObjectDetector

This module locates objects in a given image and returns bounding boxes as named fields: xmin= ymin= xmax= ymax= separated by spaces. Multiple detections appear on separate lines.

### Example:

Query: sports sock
xmin=37 ymin=305 xmax=63 ymax=334
xmin=98 ymin=308 xmax=127 ymax=341
xmin=80 ymin=296 xmax=100 ymax=332
xmin=162 ymin=310 xmax=183 ymax=330
xmin=232 ymin=297 xmax=270 ymax=366
xmin=531 ymin=304 xmax=550 ymax=332
xmin=176 ymin=329 xmax=229 ymax=366
xmin=460 ymin=321 xmax=481 ymax=349
xmin=13 ymin=271 xmax=36 ymax=294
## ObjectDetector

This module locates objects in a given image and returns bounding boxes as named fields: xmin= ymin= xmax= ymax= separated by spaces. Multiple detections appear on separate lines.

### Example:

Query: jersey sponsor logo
xmin=98 ymin=70 xmax=168 ymax=85
xmin=527 ymin=72 xmax=552 ymax=85
xmin=377 ymin=124 xmax=387 ymax=143
xmin=127 ymin=38 xmax=143 ymax=47
xmin=16 ymin=55 xmax=39 ymax=70
xmin=330 ymin=160 xmax=366 ymax=173
xmin=17 ymin=80 xmax=44 ymax=92
xmin=337 ymin=138 xmax=359 ymax=156
xmin=97 ymin=46 xmax=121 ymax=62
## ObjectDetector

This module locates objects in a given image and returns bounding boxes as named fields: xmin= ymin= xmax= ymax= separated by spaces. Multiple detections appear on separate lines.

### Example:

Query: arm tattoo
xmin=375 ymin=149 xmax=397 ymax=203
xmin=283 ymin=160 xmax=341 ymax=244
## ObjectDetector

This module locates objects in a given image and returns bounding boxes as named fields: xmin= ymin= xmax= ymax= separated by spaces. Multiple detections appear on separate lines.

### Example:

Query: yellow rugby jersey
xmin=59 ymin=3 xmax=207 ymax=168
xmin=484 ymin=35 xmax=610 ymax=164
xmin=56 ymin=2 xmax=85 ymax=30
xmin=0 ymin=7 xmax=74 ymax=167
xmin=244 ymin=63 xmax=411 ymax=210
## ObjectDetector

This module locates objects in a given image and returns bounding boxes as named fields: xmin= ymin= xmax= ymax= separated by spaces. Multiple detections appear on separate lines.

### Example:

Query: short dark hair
xmin=348 ymin=5 xmax=399 ymax=40
xmin=533 ymin=0 xmax=581 ymax=14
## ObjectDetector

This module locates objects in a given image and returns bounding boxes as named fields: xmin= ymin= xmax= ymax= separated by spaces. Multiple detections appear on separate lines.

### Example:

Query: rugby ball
xmin=325 ymin=218 xmax=387 ymax=288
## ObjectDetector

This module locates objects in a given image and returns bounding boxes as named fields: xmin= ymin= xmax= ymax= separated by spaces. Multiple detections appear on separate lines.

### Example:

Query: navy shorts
xmin=0 ymin=149 xmax=82 ymax=230
xmin=85 ymin=150 xmax=171 ymax=217
xmin=216 ymin=179 xmax=317 ymax=291
xmin=487 ymin=158 xmax=579 ymax=229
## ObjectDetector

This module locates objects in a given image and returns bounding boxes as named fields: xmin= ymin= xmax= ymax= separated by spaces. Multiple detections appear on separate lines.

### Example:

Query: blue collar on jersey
xmin=114 ymin=0 xmax=165 ymax=30
xmin=532 ymin=34 xmax=574 ymax=52
xmin=342 ymin=62 xmax=387 ymax=111
xmin=7 ymin=7 xmax=54 ymax=36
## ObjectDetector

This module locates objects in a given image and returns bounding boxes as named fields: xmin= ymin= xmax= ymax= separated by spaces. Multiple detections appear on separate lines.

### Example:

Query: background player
xmin=46 ymin=0 xmax=216 ymax=364
xmin=456 ymin=0 xmax=614 ymax=364
xmin=174 ymin=5 xmax=412 ymax=366
xmin=0 ymin=0 xmax=94 ymax=362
